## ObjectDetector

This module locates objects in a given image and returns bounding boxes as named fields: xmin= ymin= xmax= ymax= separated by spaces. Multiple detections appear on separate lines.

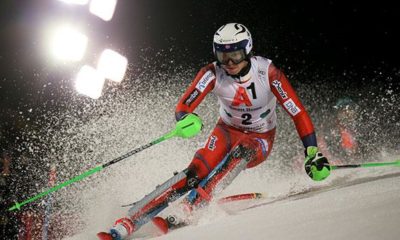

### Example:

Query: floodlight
xmin=75 ymin=65 xmax=105 ymax=99
xmin=57 ymin=0 xmax=89 ymax=5
xmin=97 ymin=49 xmax=128 ymax=82
xmin=89 ymin=0 xmax=117 ymax=21
xmin=50 ymin=25 xmax=88 ymax=61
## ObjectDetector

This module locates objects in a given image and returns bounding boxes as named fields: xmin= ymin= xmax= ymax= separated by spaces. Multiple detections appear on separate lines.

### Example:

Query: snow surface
xmin=66 ymin=167 xmax=400 ymax=240
xmin=156 ymin=172 xmax=400 ymax=240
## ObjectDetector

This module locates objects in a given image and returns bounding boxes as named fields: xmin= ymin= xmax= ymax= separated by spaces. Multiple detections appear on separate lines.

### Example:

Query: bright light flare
xmin=75 ymin=65 xmax=105 ymax=99
xmin=50 ymin=25 xmax=88 ymax=61
xmin=97 ymin=49 xmax=128 ymax=83
xmin=89 ymin=0 xmax=117 ymax=21
xmin=57 ymin=0 xmax=89 ymax=5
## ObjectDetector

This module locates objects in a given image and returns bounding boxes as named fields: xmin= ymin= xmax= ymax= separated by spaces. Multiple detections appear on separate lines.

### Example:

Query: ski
xmin=97 ymin=169 xmax=189 ymax=240
xmin=97 ymin=144 xmax=255 ymax=240
xmin=142 ymin=192 xmax=265 ymax=238
xmin=217 ymin=192 xmax=264 ymax=204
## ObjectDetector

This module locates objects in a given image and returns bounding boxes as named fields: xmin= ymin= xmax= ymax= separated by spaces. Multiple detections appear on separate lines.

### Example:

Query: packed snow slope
xmin=156 ymin=171 xmax=400 ymax=240
xmin=67 ymin=167 xmax=400 ymax=240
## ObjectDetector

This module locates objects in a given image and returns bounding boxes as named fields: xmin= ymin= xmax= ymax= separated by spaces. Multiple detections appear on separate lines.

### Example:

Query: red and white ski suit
xmin=175 ymin=56 xmax=317 ymax=179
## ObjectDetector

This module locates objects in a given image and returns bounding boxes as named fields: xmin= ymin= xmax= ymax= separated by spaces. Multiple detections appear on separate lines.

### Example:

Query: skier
xmin=98 ymin=23 xmax=331 ymax=239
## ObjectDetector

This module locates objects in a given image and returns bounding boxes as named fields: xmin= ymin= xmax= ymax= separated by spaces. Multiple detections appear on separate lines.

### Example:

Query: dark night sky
xmin=1 ymin=0 xmax=399 ymax=142
xmin=0 ymin=2 xmax=399 ymax=238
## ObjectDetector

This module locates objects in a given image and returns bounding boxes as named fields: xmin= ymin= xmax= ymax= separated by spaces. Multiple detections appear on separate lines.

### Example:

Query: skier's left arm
xmin=268 ymin=63 xmax=315 ymax=148
xmin=268 ymin=63 xmax=330 ymax=181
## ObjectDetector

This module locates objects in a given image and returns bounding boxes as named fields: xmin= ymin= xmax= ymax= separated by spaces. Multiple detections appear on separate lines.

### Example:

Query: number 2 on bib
xmin=241 ymin=113 xmax=252 ymax=125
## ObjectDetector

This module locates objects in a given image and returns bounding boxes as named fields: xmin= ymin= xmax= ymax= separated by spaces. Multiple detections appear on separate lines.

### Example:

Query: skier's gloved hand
xmin=175 ymin=113 xmax=203 ymax=139
xmin=304 ymin=146 xmax=331 ymax=181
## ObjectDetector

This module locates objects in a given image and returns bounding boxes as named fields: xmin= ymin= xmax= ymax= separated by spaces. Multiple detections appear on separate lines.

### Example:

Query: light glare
xmin=57 ymin=0 xmax=89 ymax=5
xmin=97 ymin=49 xmax=128 ymax=83
xmin=75 ymin=65 xmax=105 ymax=99
xmin=50 ymin=25 xmax=88 ymax=61
xmin=89 ymin=0 xmax=117 ymax=21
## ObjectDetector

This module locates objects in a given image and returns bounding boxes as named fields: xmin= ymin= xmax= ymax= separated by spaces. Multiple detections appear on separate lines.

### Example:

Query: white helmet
xmin=213 ymin=23 xmax=253 ymax=64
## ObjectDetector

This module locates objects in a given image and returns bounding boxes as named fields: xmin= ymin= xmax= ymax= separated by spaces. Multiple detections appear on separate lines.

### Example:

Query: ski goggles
xmin=215 ymin=49 xmax=247 ymax=65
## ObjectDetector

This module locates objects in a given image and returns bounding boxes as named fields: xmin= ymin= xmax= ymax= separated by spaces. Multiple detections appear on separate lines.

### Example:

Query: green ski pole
xmin=331 ymin=159 xmax=400 ymax=170
xmin=9 ymin=114 xmax=202 ymax=212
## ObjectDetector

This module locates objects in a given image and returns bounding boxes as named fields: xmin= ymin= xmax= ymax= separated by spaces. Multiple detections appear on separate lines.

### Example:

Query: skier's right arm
xmin=175 ymin=63 xmax=216 ymax=121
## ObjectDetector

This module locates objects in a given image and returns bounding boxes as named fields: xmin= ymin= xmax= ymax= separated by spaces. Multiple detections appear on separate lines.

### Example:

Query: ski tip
xmin=97 ymin=232 xmax=113 ymax=240
xmin=152 ymin=217 xmax=169 ymax=235
xmin=257 ymin=192 xmax=266 ymax=199
xmin=217 ymin=192 xmax=265 ymax=204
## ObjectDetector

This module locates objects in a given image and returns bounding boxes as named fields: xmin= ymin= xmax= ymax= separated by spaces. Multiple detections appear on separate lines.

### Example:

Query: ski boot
xmin=97 ymin=217 xmax=135 ymax=240
xmin=97 ymin=232 xmax=113 ymax=240
xmin=151 ymin=216 xmax=169 ymax=235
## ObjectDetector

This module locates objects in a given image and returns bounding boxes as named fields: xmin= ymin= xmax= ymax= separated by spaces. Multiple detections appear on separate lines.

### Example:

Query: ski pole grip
xmin=175 ymin=114 xmax=203 ymax=139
